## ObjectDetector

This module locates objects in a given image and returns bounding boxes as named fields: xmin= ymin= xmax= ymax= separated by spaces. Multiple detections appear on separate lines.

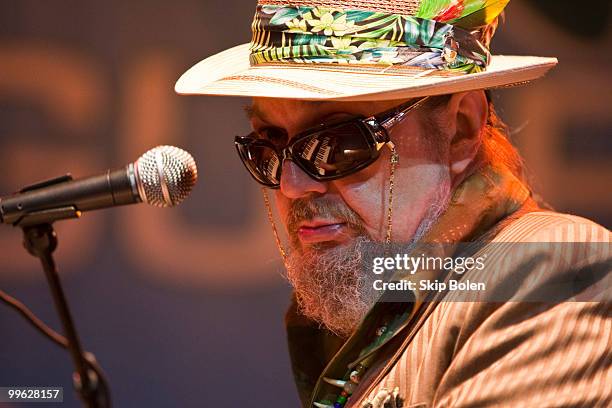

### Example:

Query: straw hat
xmin=175 ymin=0 xmax=557 ymax=101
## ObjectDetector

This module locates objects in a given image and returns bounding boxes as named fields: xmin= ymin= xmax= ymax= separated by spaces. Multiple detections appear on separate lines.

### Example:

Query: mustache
xmin=286 ymin=197 xmax=367 ymax=238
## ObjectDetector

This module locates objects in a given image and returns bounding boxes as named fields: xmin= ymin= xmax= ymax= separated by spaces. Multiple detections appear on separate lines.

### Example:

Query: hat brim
xmin=175 ymin=43 xmax=557 ymax=101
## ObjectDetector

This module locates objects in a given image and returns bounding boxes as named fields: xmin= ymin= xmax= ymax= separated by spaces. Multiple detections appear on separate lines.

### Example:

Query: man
xmin=176 ymin=1 xmax=611 ymax=406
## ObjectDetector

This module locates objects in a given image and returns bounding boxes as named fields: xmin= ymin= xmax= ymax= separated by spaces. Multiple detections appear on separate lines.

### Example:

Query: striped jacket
xmin=353 ymin=211 xmax=611 ymax=407
xmin=286 ymin=167 xmax=611 ymax=408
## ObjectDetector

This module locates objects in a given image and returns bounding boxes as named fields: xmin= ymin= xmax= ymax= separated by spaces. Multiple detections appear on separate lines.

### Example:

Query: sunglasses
xmin=235 ymin=96 xmax=429 ymax=188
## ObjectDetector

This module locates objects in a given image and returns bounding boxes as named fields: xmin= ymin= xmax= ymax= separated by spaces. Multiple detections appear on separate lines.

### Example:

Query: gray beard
xmin=285 ymin=236 xmax=379 ymax=337
xmin=284 ymin=184 xmax=451 ymax=338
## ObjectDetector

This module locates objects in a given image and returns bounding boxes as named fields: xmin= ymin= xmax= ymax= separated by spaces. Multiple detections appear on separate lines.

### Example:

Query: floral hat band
xmin=250 ymin=4 xmax=496 ymax=73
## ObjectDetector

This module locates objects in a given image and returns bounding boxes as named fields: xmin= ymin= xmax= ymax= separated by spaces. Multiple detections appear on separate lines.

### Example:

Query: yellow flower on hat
xmin=307 ymin=9 xmax=356 ymax=36
xmin=285 ymin=17 xmax=307 ymax=32
xmin=331 ymin=36 xmax=358 ymax=53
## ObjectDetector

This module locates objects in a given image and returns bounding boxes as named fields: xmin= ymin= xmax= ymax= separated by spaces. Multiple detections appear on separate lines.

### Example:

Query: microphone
xmin=0 ymin=145 xmax=198 ymax=226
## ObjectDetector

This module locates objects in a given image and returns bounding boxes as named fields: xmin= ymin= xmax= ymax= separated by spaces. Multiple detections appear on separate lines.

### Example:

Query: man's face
xmin=248 ymin=97 xmax=453 ymax=336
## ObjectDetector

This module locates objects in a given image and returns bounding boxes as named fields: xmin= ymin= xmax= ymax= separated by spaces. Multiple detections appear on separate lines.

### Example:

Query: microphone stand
xmin=12 ymin=175 xmax=111 ymax=408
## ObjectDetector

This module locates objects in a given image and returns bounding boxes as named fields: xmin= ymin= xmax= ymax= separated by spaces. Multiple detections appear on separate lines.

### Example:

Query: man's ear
xmin=445 ymin=91 xmax=488 ymax=177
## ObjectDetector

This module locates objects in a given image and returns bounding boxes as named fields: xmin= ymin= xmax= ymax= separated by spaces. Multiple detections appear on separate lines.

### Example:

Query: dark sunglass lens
xmin=239 ymin=143 xmax=281 ymax=186
xmin=293 ymin=123 xmax=375 ymax=178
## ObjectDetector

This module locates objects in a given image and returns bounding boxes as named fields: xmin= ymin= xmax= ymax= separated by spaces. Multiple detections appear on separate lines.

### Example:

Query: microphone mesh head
xmin=135 ymin=145 xmax=198 ymax=207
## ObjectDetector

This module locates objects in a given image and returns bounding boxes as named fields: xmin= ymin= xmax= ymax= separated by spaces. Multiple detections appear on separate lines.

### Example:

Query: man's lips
xmin=297 ymin=220 xmax=348 ymax=244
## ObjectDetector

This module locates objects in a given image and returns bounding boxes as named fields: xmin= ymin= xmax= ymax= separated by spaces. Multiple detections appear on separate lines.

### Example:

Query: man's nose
xmin=280 ymin=159 xmax=327 ymax=199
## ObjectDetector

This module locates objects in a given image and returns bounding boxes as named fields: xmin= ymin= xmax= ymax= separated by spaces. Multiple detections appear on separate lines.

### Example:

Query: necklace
xmin=314 ymin=324 xmax=395 ymax=408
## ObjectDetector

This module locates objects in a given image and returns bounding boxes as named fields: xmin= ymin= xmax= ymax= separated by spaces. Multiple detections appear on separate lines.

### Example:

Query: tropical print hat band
xmin=250 ymin=4 xmax=493 ymax=73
